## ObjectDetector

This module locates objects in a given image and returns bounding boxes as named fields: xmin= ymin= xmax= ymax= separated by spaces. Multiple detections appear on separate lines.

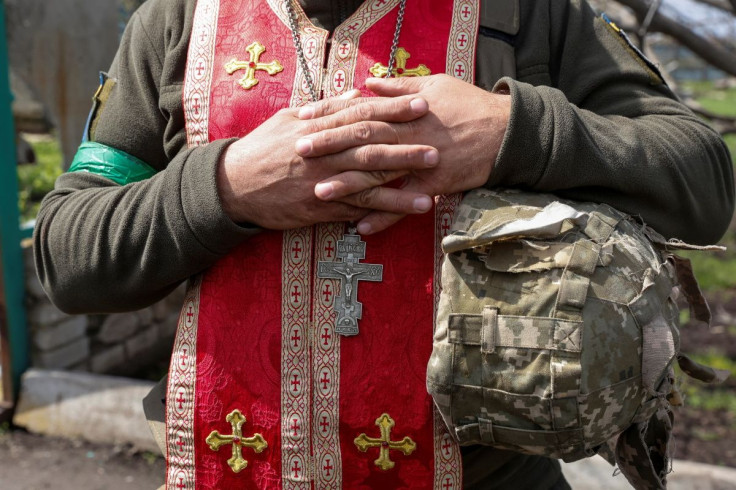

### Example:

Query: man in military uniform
xmin=34 ymin=0 xmax=733 ymax=488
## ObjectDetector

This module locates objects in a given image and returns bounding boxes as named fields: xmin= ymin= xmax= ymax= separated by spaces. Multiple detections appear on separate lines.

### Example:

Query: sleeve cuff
xmin=179 ymin=138 xmax=260 ymax=255
xmin=487 ymin=77 xmax=551 ymax=189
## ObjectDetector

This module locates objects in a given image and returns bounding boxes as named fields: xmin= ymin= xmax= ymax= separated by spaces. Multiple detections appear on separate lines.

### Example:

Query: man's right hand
xmin=216 ymin=93 xmax=438 ymax=230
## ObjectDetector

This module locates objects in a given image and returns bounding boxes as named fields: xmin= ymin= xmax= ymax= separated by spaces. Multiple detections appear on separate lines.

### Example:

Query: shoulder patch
xmin=82 ymin=72 xmax=117 ymax=143
xmin=600 ymin=13 xmax=665 ymax=85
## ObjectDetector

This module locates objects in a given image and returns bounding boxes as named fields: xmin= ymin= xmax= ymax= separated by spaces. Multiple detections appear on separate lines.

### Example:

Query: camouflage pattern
xmin=427 ymin=188 xmax=727 ymax=489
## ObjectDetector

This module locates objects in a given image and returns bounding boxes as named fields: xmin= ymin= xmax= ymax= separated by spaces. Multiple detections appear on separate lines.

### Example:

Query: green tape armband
xmin=68 ymin=142 xmax=157 ymax=185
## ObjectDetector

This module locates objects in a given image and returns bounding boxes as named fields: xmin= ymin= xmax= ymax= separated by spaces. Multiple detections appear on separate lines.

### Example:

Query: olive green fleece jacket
xmin=35 ymin=0 xmax=734 ymax=315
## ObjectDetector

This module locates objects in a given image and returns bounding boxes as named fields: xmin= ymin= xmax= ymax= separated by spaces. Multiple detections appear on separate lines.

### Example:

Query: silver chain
xmin=286 ymin=2 xmax=319 ymax=102
xmin=386 ymin=0 xmax=407 ymax=82
xmin=285 ymin=0 xmax=407 ymax=102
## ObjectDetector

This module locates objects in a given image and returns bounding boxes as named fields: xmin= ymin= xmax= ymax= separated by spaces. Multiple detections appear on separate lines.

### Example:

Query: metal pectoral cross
xmin=317 ymin=232 xmax=383 ymax=336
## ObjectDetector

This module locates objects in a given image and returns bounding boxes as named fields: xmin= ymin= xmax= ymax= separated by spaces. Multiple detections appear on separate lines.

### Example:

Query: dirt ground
xmin=0 ymin=430 xmax=164 ymax=490
xmin=0 ymin=286 xmax=733 ymax=490
xmin=672 ymin=292 xmax=736 ymax=468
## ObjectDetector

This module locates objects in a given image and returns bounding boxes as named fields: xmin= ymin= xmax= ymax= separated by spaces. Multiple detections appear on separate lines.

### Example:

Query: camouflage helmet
xmin=427 ymin=188 xmax=727 ymax=489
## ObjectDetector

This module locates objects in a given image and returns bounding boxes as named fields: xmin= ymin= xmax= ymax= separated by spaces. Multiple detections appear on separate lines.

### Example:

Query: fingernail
xmin=410 ymin=98 xmax=428 ymax=113
xmin=413 ymin=196 xmax=433 ymax=212
xmin=295 ymin=138 xmax=313 ymax=155
xmin=298 ymin=105 xmax=315 ymax=119
xmin=314 ymin=182 xmax=334 ymax=199
xmin=424 ymin=149 xmax=439 ymax=166
xmin=339 ymin=89 xmax=360 ymax=100
xmin=357 ymin=222 xmax=372 ymax=235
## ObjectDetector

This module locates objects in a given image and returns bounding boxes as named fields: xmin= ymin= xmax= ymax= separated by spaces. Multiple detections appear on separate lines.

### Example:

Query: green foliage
xmin=17 ymin=136 xmax=63 ymax=223
xmin=690 ymin=350 xmax=736 ymax=377
xmin=678 ymin=251 xmax=736 ymax=291
xmin=681 ymin=386 xmax=736 ymax=413
xmin=677 ymin=227 xmax=736 ymax=291
xmin=677 ymin=350 xmax=736 ymax=413
xmin=141 ymin=451 xmax=162 ymax=465
xmin=682 ymin=81 xmax=736 ymax=114
xmin=681 ymin=81 xmax=736 ymax=166
xmin=724 ymin=134 xmax=736 ymax=165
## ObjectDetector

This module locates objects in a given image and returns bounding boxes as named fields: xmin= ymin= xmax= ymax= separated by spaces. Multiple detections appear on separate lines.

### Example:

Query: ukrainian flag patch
xmin=601 ymin=13 xmax=665 ymax=85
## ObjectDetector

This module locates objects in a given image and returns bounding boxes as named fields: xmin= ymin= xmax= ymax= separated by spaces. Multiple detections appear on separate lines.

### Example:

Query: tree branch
xmin=613 ymin=0 xmax=736 ymax=77
xmin=693 ymin=0 xmax=734 ymax=13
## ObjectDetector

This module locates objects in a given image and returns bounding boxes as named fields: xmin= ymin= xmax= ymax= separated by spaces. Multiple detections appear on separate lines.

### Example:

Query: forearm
xmin=489 ymin=78 xmax=734 ymax=244
xmin=34 ymin=140 xmax=254 ymax=314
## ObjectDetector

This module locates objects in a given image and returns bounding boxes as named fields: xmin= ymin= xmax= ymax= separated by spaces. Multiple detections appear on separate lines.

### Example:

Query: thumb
xmin=366 ymin=75 xmax=429 ymax=96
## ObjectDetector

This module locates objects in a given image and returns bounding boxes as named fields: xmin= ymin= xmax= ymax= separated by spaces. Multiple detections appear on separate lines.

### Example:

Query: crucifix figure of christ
xmin=317 ymin=232 xmax=383 ymax=336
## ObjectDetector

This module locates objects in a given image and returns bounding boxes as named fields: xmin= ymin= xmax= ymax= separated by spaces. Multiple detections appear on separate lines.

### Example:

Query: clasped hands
xmin=217 ymin=74 xmax=510 ymax=234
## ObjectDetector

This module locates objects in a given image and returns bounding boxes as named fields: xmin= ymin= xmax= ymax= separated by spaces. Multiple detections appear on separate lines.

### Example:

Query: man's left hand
xmin=300 ymin=74 xmax=510 ymax=234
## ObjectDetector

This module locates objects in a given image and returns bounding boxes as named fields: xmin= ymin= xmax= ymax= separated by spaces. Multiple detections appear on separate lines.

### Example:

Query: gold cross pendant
xmin=369 ymin=47 xmax=431 ymax=78
xmin=354 ymin=413 xmax=417 ymax=470
xmin=205 ymin=409 xmax=268 ymax=473
xmin=225 ymin=41 xmax=283 ymax=90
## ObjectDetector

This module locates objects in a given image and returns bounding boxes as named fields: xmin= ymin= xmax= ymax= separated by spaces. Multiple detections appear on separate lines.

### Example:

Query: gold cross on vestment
xmin=225 ymin=41 xmax=283 ymax=90
xmin=369 ymin=47 xmax=431 ymax=78
xmin=354 ymin=413 xmax=417 ymax=471
xmin=205 ymin=409 xmax=267 ymax=473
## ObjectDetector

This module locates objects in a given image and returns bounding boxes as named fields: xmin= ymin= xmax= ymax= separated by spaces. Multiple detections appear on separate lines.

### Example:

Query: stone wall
xmin=23 ymin=242 xmax=183 ymax=377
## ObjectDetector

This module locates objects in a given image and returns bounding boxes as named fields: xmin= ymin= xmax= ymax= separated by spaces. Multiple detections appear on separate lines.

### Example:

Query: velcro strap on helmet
xmin=447 ymin=313 xmax=582 ymax=352
xmin=676 ymin=354 xmax=730 ymax=384
xmin=670 ymin=254 xmax=712 ymax=325
xmin=583 ymin=209 xmax=620 ymax=243
xmin=555 ymin=240 xmax=603 ymax=320
xmin=455 ymin=418 xmax=588 ymax=462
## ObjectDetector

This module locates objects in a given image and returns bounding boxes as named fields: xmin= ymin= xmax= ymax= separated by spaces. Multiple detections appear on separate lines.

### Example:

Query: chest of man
xmin=165 ymin=1 xmax=480 ymax=488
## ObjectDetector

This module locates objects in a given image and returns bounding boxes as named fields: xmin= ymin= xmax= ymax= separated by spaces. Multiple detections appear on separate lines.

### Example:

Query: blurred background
xmin=0 ymin=0 xmax=734 ymax=488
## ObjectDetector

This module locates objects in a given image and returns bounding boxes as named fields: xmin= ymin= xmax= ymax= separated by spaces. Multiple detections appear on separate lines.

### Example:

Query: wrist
xmin=216 ymin=139 xmax=257 ymax=225
xmin=483 ymin=88 xmax=511 ymax=182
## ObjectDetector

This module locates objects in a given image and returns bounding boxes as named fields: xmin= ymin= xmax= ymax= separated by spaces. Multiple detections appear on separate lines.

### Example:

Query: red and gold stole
xmin=167 ymin=1 xmax=479 ymax=488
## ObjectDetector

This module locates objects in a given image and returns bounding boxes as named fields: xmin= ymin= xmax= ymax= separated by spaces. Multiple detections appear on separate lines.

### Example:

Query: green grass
xmin=681 ymin=385 xmax=736 ymax=412
xmin=141 ymin=450 xmax=163 ymax=465
xmin=678 ymin=250 xmax=736 ymax=291
xmin=724 ymin=134 xmax=736 ymax=164
xmin=17 ymin=136 xmax=63 ymax=223
xmin=681 ymin=80 xmax=736 ymax=163
xmin=674 ymin=81 xmax=736 ymax=289
xmin=688 ymin=89 xmax=736 ymax=117
xmin=676 ymin=349 xmax=736 ymax=414
xmin=676 ymin=226 xmax=736 ymax=291
xmin=690 ymin=350 xmax=736 ymax=377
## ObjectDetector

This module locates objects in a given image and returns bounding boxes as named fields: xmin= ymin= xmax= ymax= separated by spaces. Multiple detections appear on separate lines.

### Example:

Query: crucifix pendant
xmin=317 ymin=231 xmax=383 ymax=336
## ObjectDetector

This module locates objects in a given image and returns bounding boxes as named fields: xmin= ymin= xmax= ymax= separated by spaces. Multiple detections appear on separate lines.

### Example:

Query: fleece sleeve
xmin=488 ymin=0 xmax=733 ymax=244
xmin=34 ymin=0 xmax=255 ymax=314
